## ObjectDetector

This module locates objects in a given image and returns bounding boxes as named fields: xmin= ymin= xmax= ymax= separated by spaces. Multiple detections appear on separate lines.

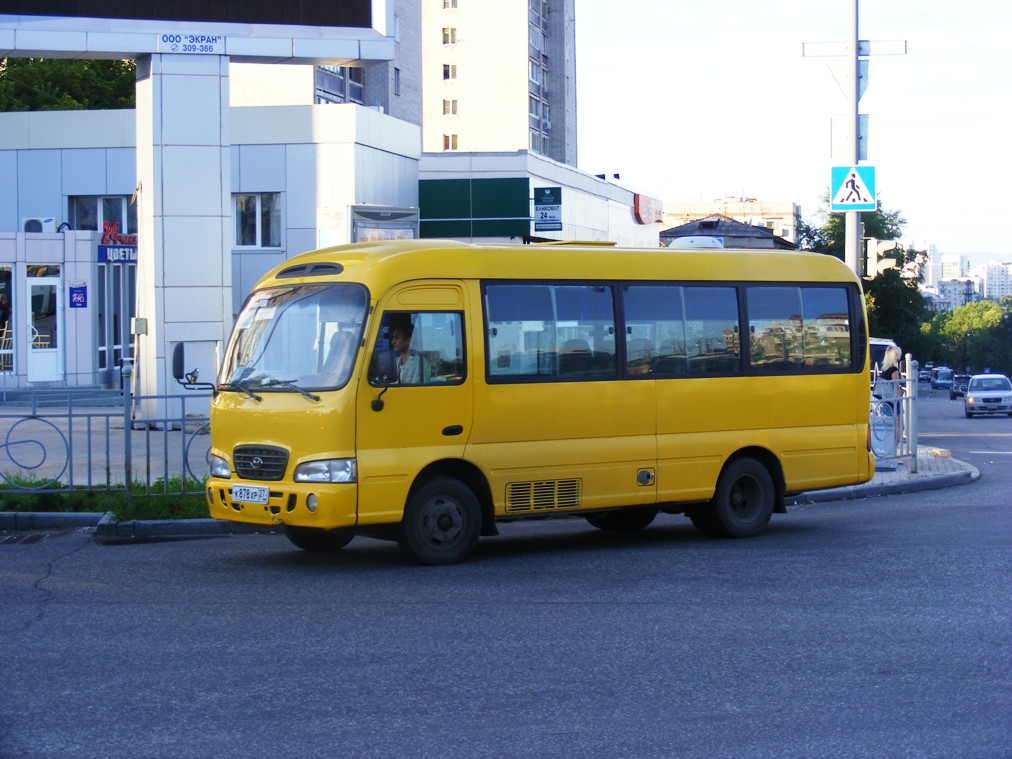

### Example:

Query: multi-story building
xmin=662 ymin=198 xmax=802 ymax=245
xmin=421 ymin=0 xmax=577 ymax=164
xmin=932 ymin=279 xmax=978 ymax=310
xmin=230 ymin=0 xmax=422 ymax=125
xmin=970 ymin=260 xmax=1012 ymax=301
xmin=939 ymin=252 xmax=970 ymax=281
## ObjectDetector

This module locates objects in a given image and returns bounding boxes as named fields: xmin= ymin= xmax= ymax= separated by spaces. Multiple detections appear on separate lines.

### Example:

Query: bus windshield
xmin=220 ymin=283 xmax=368 ymax=392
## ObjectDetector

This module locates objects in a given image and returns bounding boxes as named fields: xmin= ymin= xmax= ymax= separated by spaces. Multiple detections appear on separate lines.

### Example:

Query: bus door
xmin=355 ymin=283 xmax=471 ymax=525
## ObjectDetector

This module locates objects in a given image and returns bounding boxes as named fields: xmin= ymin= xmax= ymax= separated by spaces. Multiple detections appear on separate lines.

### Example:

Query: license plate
xmin=232 ymin=484 xmax=270 ymax=505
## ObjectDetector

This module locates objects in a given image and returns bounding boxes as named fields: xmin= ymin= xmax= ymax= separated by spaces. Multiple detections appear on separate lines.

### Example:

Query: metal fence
xmin=3 ymin=356 xmax=920 ymax=498
xmin=0 ymin=381 xmax=212 ymax=504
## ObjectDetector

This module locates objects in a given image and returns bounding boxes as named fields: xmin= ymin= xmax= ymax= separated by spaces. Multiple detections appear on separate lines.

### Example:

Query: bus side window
xmin=369 ymin=312 xmax=465 ymax=386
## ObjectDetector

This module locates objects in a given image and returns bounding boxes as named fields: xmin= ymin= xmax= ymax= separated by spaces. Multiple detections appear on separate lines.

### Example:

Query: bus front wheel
xmin=283 ymin=525 xmax=354 ymax=552
xmin=398 ymin=477 xmax=481 ymax=565
xmin=693 ymin=458 xmax=774 ymax=538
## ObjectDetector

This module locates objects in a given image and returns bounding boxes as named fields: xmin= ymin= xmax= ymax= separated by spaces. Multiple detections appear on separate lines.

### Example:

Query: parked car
xmin=949 ymin=373 xmax=971 ymax=399
xmin=918 ymin=369 xmax=931 ymax=382
xmin=964 ymin=374 xmax=1012 ymax=417
xmin=930 ymin=366 xmax=953 ymax=390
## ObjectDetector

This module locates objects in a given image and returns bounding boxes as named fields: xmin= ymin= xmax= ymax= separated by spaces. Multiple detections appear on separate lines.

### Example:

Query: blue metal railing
xmin=0 ymin=379 xmax=212 ymax=502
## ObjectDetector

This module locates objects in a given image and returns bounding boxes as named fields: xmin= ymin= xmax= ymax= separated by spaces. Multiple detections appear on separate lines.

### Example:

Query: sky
xmin=574 ymin=0 xmax=1012 ymax=264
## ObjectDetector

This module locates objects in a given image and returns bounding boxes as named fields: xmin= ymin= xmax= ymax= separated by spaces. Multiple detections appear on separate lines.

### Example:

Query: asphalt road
xmin=0 ymin=395 xmax=1009 ymax=759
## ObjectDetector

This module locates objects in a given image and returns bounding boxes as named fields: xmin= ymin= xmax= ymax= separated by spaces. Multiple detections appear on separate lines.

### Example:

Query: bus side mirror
xmin=172 ymin=343 xmax=185 ymax=381
xmin=173 ymin=342 xmax=212 ymax=390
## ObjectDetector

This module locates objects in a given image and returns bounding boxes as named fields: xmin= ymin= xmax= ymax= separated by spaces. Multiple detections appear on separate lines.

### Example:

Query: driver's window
xmin=369 ymin=312 xmax=465 ymax=386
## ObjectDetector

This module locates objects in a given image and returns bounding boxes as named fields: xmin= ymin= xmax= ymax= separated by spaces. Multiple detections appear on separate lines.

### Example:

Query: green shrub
xmin=0 ymin=474 xmax=210 ymax=520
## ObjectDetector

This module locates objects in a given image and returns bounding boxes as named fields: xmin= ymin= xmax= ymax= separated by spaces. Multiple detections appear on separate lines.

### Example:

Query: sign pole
xmin=845 ymin=0 xmax=861 ymax=276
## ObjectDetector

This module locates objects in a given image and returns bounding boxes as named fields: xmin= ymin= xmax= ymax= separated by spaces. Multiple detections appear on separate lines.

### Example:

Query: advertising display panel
xmin=0 ymin=1 xmax=372 ymax=28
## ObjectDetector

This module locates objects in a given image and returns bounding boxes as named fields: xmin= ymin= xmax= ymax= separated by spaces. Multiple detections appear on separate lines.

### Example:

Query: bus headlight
xmin=294 ymin=458 xmax=357 ymax=483
xmin=209 ymin=454 xmax=231 ymax=478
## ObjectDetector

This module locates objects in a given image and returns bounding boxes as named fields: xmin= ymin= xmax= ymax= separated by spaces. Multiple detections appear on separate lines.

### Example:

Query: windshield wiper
xmin=215 ymin=381 xmax=262 ymax=402
xmin=259 ymin=378 xmax=321 ymax=402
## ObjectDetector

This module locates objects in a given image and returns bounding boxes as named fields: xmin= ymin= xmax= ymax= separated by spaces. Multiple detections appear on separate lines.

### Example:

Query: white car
xmin=963 ymin=374 xmax=1012 ymax=418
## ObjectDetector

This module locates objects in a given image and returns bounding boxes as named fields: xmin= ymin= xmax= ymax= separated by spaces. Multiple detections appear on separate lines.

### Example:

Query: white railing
xmin=870 ymin=353 xmax=918 ymax=472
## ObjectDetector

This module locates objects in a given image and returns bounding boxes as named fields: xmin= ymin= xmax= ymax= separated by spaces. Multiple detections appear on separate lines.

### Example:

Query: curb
xmin=792 ymin=460 xmax=980 ymax=505
xmin=2 ymin=457 xmax=982 ymax=539
xmin=93 ymin=513 xmax=273 ymax=543
xmin=0 ymin=511 xmax=104 ymax=531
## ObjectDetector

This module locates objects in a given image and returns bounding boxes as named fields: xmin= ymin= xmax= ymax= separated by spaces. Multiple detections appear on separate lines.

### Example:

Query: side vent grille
xmin=233 ymin=445 xmax=289 ymax=481
xmin=506 ymin=479 xmax=581 ymax=513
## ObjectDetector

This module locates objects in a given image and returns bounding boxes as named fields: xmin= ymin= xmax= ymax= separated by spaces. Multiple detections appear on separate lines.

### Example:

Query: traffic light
xmin=863 ymin=238 xmax=900 ymax=277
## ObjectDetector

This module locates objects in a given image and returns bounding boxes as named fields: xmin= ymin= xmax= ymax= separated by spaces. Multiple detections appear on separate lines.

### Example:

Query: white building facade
xmin=970 ymin=260 xmax=1012 ymax=301
xmin=0 ymin=105 xmax=420 ymax=389
xmin=0 ymin=0 xmax=662 ymax=391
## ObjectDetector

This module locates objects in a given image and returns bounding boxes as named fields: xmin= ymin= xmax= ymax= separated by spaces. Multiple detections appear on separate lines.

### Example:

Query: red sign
xmin=634 ymin=194 xmax=664 ymax=225
xmin=101 ymin=221 xmax=138 ymax=246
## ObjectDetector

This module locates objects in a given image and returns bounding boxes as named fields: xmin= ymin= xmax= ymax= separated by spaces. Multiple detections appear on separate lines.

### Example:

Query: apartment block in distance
xmin=422 ymin=0 xmax=577 ymax=164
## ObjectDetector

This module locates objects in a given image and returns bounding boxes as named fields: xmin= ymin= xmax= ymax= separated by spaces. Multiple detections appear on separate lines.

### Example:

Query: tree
xmin=801 ymin=193 xmax=929 ymax=355
xmin=0 ymin=58 xmax=136 ymax=111
xmin=798 ymin=191 xmax=905 ymax=262
xmin=926 ymin=299 xmax=1012 ymax=374
xmin=864 ymin=267 xmax=931 ymax=358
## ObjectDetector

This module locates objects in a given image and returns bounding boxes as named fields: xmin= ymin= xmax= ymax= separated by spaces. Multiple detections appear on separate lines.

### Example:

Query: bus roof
xmin=254 ymin=239 xmax=862 ymax=294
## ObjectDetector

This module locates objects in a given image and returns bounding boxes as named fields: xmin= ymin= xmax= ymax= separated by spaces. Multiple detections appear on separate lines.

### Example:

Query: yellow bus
xmin=178 ymin=239 xmax=874 ymax=564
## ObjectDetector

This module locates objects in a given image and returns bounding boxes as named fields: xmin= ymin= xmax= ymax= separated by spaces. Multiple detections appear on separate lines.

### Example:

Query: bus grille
xmin=233 ymin=445 xmax=289 ymax=481
xmin=505 ymin=479 xmax=581 ymax=513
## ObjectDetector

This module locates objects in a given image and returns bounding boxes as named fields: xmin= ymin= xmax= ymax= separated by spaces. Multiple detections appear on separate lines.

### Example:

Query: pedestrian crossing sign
xmin=831 ymin=165 xmax=876 ymax=212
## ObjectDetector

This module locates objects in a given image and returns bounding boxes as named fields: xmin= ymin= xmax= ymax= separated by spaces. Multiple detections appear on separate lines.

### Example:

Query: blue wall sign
xmin=98 ymin=245 xmax=138 ymax=263
xmin=69 ymin=284 xmax=87 ymax=308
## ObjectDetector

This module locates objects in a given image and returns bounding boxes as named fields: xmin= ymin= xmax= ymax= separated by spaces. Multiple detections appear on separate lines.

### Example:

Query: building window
xmin=529 ymin=96 xmax=540 ymax=118
xmin=443 ymin=64 xmax=457 ymax=80
xmin=443 ymin=134 xmax=458 ymax=151
xmin=394 ymin=67 xmax=401 ymax=96
xmin=443 ymin=99 xmax=458 ymax=115
xmin=0 ymin=264 xmax=11 ymax=373
xmin=347 ymin=67 xmax=364 ymax=103
xmin=314 ymin=66 xmax=364 ymax=105
xmin=442 ymin=27 xmax=457 ymax=44
xmin=528 ymin=60 xmax=542 ymax=85
xmin=529 ymin=23 xmax=544 ymax=51
xmin=69 ymin=195 xmax=137 ymax=237
xmin=234 ymin=193 xmax=281 ymax=248
xmin=95 ymin=259 xmax=136 ymax=372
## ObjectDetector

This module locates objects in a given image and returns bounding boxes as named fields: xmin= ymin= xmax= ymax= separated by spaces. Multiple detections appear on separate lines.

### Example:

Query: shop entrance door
xmin=26 ymin=275 xmax=64 ymax=382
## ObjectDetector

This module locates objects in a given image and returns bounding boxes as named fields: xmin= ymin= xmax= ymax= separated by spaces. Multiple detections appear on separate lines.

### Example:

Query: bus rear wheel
xmin=585 ymin=508 xmax=658 ymax=531
xmin=283 ymin=525 xmax=354 ymax=552
xmin=398 ymin=477 xmax=481 ymax=565
xmin=693 ymin=458 xmax=774 ymax=538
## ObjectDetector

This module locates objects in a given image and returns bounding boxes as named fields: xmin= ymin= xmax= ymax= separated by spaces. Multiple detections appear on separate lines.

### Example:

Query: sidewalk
xmin=791 ymin=445 xmax=980 ymax=504
xmin=1 ymin=446 xmax=980 ymax=540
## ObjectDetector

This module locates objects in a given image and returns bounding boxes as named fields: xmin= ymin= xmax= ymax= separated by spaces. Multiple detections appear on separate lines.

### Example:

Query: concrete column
xmin=134 ymin=53 xmax=232 ymax=410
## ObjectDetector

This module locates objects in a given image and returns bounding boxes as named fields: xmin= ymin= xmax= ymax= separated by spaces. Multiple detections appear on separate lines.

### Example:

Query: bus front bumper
xmin=205 ymin=478 xmax=358 ymax=529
